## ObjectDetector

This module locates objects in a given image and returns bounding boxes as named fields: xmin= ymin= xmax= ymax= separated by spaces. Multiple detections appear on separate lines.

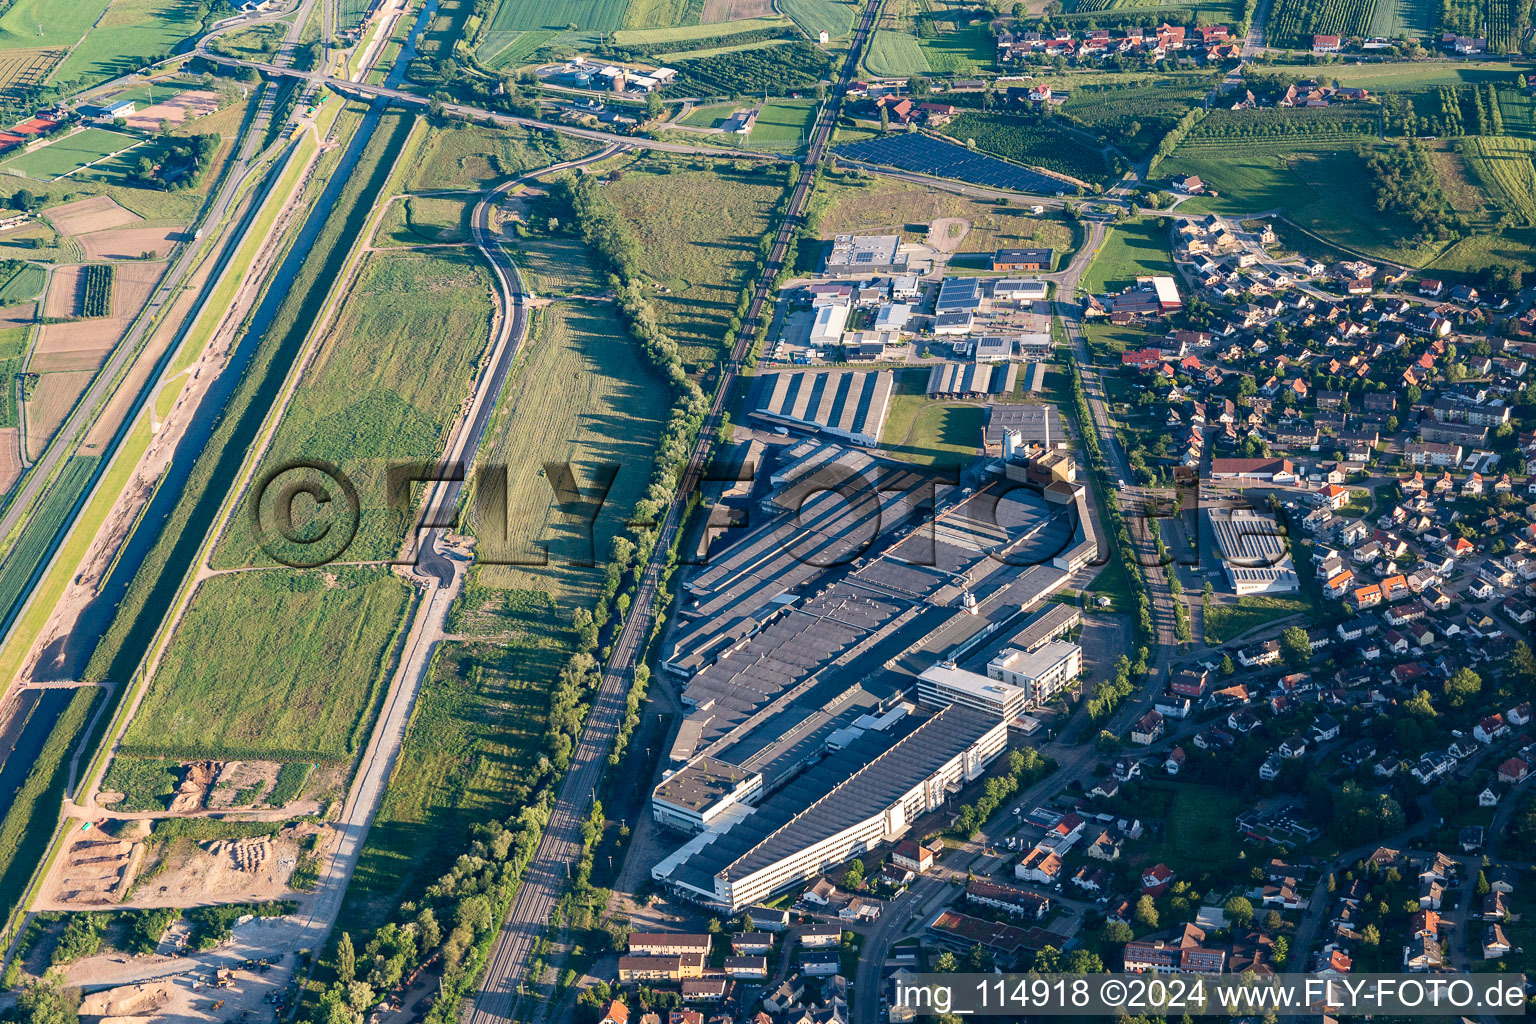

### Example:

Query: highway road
xmin=463 ymin=3 xmax=882 ymax=1022
xmin=0 ymin=0 xmax=322 ymax=649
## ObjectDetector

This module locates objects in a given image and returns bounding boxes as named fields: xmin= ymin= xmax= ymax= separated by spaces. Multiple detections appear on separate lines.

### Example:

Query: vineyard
xmin=1178 ymin=106 xmax=1379 ymax=149
xmin=670 ymin=40 xmax=831 ymax=95
xmin=1463 ymin=135 xmax=1536 ymax=223
xmin=1397 ymin=84 xmax=1507 ymax=136
xmin=943 ymin=112 xmax=1115 ymax=183
xmin=1439 ymin=0 xmax=1527 ymax=49
xmin=80 ymin=264 xmax=113 ymax=319
xmin=1060 ymin=77 xmax=1213 ymax=159
xmin=1266 ymin=0 xmax=1377 ymax=47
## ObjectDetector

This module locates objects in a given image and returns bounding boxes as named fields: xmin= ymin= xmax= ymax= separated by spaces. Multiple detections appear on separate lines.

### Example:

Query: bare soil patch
xmin=926 ymin=216 xmax=971 ymax=252
xmin=0 ymin=302 xmax=33 ymax=329
xmin=122 ymin=89 xmax=219 ymax=132
xmin=30 ymin=321 xmax=123 ymax=371
xmin=80 ymin=227 xmax=183 ymax=261
xmin=206 ymin=760 xmax=282 ymax=810
xmin=24 ymin=370 xmax=94 ymax=459
xmin=0 ymin=427 xmax=21 ymax=494
xmin=43 ymin=194 xmax=142 ymax=236
xmin=41 ymin=265 xmax=83 ymax=318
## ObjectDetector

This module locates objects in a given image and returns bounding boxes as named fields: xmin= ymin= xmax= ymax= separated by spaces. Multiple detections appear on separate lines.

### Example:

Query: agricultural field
xmin=621 ymin=0 xmax=699 ymax=29
xmin=480 ymin=0 xmax=629 ymax=33
xmin=750 ymin=99 xmax=817 ymax=147
xmin=22 ymin=370 xmax=94 ymax=460
xmin=1462 ymin=135 xmax=1536 ymax=223
xmin=49 ymin=0 xmax=209 ymax=92
xmin=670 ymin=39 xmax=832 ymax=94
xmin=0 ymin=325 xmax=26 ymax=428
xmin=864 ymin=25 xmax=928 ymax=76
xmin=338 ymin=0 xmax=373 ymax=31
xmin=0 ymin=261 xmax=43 ymax=304
xmin=0 ymin=128 xmax=142 ymax=181
xmin=0 ymin=0 xmax=111 ymax=50
xmin=1182 ymin=107 xmax=1379 ymax=146
xmin=471 ymin=260 xmax=667 ymax=603
xmin=119 ymin=568 xmax=414 ymax=763
xmin=213 ymin=249 xmax=495 ymax=568
xmin=864 ymin=0 xmax=995 ymax=74
xmin=943 ymin=112 xmax=1115 ymax=185
xmin=0 ymin=456 xmax=97 ymax=626
xmin=1492 ymin=84 xmax=1536 ymax=136
xmin=1365 ymin=0 xmax=1436 ymax=38
xmin=611 ymin=16 xmax=790 ymax=46
xmin=0 ymin=47 xmax=61 ymax=101
xmin=780 ymin=0 xmax=859 ymax=39
xmin=337 ymin=615 xmax=564 ymax=930
xmin=603 ymin=160 xmax=784 ymax=369
xmin=1161 ymin=142 xmax=1453 ymax=266
xmin=1061 ymin=77 xmax=1212 ymax=160
xmin=1083 ymin=217 xmax=1175 ymax=294
xmin=808 ymin=172 xmax=1076 ymax=257
xmin=919 ymin=22 xmax=992 ymax=74
xmin=80 ymin=263 xmax=113 ymax=318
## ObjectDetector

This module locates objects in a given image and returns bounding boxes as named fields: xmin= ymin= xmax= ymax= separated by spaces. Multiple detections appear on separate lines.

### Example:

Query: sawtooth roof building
xmin=748 ymin=369 xmax=894 ymax=446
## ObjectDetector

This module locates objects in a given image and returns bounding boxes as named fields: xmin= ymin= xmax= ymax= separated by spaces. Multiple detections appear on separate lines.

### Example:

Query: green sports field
xmin=0 ymin=128 xmax=141 ymax=181
xmin=750 ymin=99 xmax=817 ymax=147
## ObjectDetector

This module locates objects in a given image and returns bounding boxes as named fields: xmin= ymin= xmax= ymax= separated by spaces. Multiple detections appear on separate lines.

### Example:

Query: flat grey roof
xmin=671 ymin=705 xmax=998 ymax=892
xmin=655 ymin=757 xmax=756 ymax=813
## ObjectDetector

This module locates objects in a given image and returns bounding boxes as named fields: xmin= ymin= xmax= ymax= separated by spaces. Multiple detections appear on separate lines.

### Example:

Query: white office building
xmin=987 ymin=641 xmax=1082 ymax=703
xmin=917 ymin=662 xmax=1029 ymax=722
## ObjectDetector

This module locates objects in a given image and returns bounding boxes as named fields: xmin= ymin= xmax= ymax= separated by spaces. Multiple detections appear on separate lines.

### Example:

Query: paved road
xmin=0 ymin=0 xmax=320 ymax=644
xmin=463 ymin=3 xmax=882 ymax=1022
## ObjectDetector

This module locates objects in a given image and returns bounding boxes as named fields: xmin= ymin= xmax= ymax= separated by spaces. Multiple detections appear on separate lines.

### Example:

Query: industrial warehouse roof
xmin=936 ymin=276 xmax=983 ymax=313
xmin=654 ymin=757 xmax=757 ymax=812
xmin=749 ymin=369 xmax=894 ymax=445
xmin=671 ymin=704 xmax=999 ymax=891
xmin=720 ymin=704 xmax=998 ymax=880
xmin=926 ymin=361 xmax=1017 ymax=397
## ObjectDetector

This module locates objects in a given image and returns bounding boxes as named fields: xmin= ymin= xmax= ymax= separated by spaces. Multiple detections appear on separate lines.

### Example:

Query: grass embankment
xmin=211 ymin=248 xmax=494 ymax=568
xmin=0 ymin=414 xmax=151 ymax=686
xmin=84 ymin=107 xmax=415 ymax=686
xmin=118 ymin=567 xmax=411 ymax=763
xmin=1203 ymin=594 xmax=1312 ymax=644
